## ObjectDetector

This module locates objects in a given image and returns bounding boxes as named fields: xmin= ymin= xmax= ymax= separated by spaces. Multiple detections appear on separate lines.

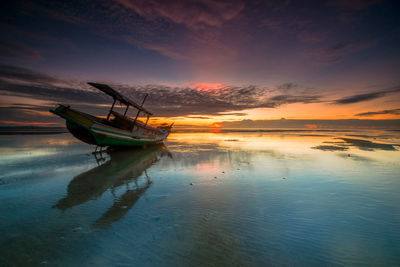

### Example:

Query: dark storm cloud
xmin=333 ymin=87 xmax=400 ymax=104
xmin=0 ymin=41 xmax=42 ymax=61
xmin=356 ymin=108 xmax=400 ymax=116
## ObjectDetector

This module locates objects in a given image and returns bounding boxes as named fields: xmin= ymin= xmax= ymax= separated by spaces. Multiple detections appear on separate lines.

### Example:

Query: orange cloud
xmin=210 ymin=122 xmax=222 ymax=128
xmin=190 ymin=82 xmax=226 ymax=91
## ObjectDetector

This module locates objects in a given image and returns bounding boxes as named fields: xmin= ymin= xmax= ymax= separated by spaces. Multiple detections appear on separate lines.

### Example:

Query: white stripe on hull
xmin=91 ymin=122 xmax=168 ymax=143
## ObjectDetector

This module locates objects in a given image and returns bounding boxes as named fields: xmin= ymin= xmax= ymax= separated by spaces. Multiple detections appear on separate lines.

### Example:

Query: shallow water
xmin=1 ymin=130 xmax=400 ymax=266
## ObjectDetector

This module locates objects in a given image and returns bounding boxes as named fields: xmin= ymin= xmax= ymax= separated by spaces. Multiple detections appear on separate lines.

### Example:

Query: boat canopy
xmin=88 ymin=82 xmax=153 ymax=116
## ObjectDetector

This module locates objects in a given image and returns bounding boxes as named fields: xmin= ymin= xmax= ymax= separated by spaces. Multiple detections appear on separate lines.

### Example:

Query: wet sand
xmin=1 ymin=130 xmax=400 ymax=266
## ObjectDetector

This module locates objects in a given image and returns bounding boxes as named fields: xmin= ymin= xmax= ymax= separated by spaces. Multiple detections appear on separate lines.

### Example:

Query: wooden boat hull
xmin=50 ymin=105 xmax=169 ymax=147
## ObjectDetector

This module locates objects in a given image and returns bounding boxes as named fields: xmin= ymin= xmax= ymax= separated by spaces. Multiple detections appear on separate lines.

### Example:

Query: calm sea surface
xmin=1 ymin=130 xmax=400 ymax=266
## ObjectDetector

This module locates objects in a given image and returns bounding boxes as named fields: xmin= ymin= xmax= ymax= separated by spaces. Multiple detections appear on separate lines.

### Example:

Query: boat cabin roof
xmin=88 ymin=82 xmax=153 ymax=116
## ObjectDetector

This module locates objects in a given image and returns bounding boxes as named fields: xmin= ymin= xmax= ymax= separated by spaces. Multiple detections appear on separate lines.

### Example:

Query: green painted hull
xmin=92 ymin=131 xmax=163 ymax=146
xmin=51 ymin=105 xmax=168 ymax=147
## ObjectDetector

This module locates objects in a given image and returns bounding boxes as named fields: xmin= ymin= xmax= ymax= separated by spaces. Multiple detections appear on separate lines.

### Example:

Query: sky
xmin=0 ymin=0 xmax=400 ymax=128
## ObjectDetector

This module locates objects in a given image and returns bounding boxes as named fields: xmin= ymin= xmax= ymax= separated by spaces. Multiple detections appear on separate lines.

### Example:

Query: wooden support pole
xmin=107 ymin=99 xmax=116 ymax=120
xmin=133 ymin=94 xmax=148 ymax=125
xmin=144 ymin=115 xmax=150 ymax=126
xmin=133 ymin=110 xmax=140 ymax=125
xmin=123 ymin=105 xmax=129 ymax=116
xmin=141 ymin=94 xmax=148 ymax=106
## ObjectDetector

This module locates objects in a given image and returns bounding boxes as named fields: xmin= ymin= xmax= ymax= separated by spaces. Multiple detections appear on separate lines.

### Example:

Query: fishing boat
xmin=50 ymin=82 xmax=172 ymax=147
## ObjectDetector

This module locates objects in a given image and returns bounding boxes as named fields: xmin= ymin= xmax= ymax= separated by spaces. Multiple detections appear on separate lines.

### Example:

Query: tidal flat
xmin=1 ymin=130 xmax=400 ymax=266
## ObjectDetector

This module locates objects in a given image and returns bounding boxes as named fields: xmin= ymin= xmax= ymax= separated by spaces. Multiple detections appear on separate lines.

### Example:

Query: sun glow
xmin=190 ymin=82 xmax=226 ymax=91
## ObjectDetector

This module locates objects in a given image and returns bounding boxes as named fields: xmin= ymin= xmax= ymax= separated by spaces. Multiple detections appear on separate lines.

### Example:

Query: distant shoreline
xmin=171 ymin=128 xmax=400 ymax=133
xmin=0 ymin=130 xmax=67 ymax=135
xmin=0 ymin=126 xmax=67 ymax=135
xmin=0 ymin=127 xmax=399 ymax=135
xmin=0 ymin=131 xmax=67 ymax=135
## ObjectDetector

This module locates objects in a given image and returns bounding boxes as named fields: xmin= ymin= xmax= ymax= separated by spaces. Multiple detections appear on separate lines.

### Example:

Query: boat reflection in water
xmin=54 ymin=145 xmax=171 ymax=227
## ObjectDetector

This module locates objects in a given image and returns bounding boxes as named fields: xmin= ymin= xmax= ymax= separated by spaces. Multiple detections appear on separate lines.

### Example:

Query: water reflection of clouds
xmin=313 ymin=137 xmax=398 ymax=152
xmin=336 ymin=153 xmax=376 ymax=163
xmin=0 ymin=134 xmax=83 ymax=164
xmin=312 ymin=145 xmax=349 ymax=151
xmin=1 ymin=131 xmax=400 ymax=266
xmin=163 ymin=134 xmax=323 ymax=183
xmin=340 ymin=138 xmax=397 ymax=151
xmin=0 ymin=133 xmax=79 ymax=149
xmin=164 ymin=132 xmax=400 ymax=185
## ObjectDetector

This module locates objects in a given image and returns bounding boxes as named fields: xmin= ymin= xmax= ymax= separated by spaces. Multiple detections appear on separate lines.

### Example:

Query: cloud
xmin=0 ymin=64 xmax=60 ymax=85
xmin=0 ymin=65 xmax=109 ymax=106
xmin=0 ymin=104 xmax=63 ymax=125
xmin=305 ymin=39 xmax=376 ymax=65
xmin=333 ymin=86 xmax=400 ymax=104
xmin=116 ymin=84 xmax=320 ymax=116
xmin=215 ymin=112 xmax=247 ymax=116
xmin=0 ymin=65 xmax=398 ymax=129
xmin=0 ymin=81 xmax=108 ymax=105
xmin=186 ymin=116 xmax=211 ymax=119
xmin=268 ymin=94 xmax=319 ymax=104
xmin=21 ymin=0 xmax=243 ymax=63
xmin=220 ymin=119 xmax=400 ymax=129
xmin=0 ymin=65 xmax=321 ymax=119
xmin=115 ymin=0 xmax=245 ymax=29
xmin=355 ymin=108 xmax=400 ymax=116
xmin=260 ymin=16 xmax=309 ymax=33
xmin=0 ymin=41 xmax=43 ymax=61
xmin=140 ymin=43 xmax=189 ymax=60
xmin=186 ymin=112 xmax=247 ymax=119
